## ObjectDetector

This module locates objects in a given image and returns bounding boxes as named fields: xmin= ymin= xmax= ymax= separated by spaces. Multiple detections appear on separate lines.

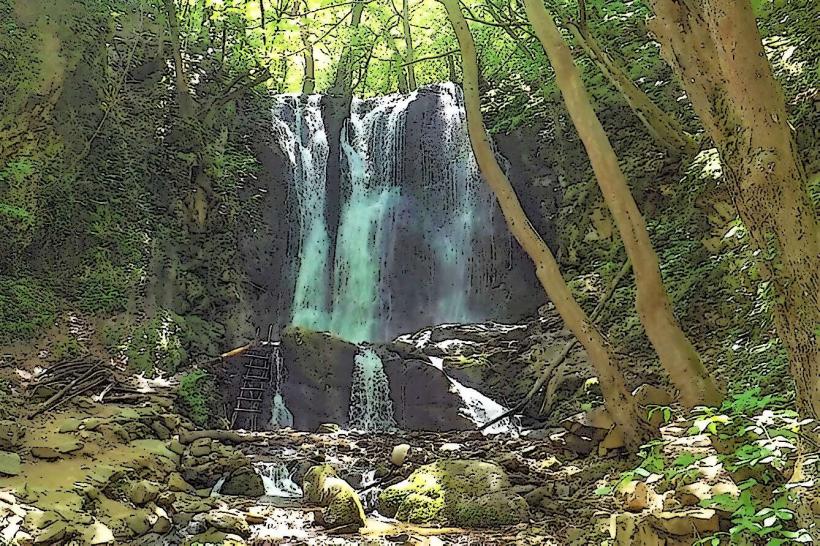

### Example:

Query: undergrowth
xmin=598 ymin=389 xmax=816 ymax=545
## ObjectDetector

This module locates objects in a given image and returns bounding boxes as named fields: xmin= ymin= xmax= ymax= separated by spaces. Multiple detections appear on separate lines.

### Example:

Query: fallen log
xmin=178 ymin=429 xmax=261 ymax=445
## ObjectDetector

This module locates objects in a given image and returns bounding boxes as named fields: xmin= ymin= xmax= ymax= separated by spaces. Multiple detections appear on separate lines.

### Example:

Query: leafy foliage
xmin=177 ymin=369 xmax=213 ymax=427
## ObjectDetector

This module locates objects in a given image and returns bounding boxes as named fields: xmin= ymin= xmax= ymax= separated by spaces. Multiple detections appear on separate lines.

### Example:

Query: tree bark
xmin=163 ymin=0 xmax=195 ymax=120
xmin=440 ymin=0 xmax=656 ymax=451
xmin=330 ymin=0 xmax=366 ymax=99
xmin=648 ymin=0 xmax=820 ymax=427
xmin=401 ymin=0 xmax=417 ymax=90
xmin=295 ymin=0 xmax=315 ymax=94
xmin=523 ymin=0 xmax=723 ymax=409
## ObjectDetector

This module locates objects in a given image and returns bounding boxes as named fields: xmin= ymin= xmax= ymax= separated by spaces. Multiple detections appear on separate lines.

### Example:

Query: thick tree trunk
xmin=163 ymin=0 xmax=195 ymax=120
xmin=566 ymin=22 xmax=696 ymax=158
xmin=401 ymin=0 xmax=417 ymax=90
xmin=440 ymin=0 xmax=655 ymax=451
xmin=523 ymin=0 xmax=723 ymax=409
xmin=295 ymin=0 xmax=315 ymax=94
xmin=648 ymin=1 xmax=819 ymax=534
xmin=648 ymin=0 xmax=819 ymax=423
xmin=330 ymin=0 xmax=365 ymax=99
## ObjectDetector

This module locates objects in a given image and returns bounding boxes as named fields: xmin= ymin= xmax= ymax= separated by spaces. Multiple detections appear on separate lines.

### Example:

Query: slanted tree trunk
xmin=523 ymin=0 xmax=723 ymax=409
xmin=294 ymin=0 xmax=315 ymax=94
xmin=330 ymin=0 xmax=366 ymax=100
xmin=648 ymin=0 xmax=820 ymax=427
xmin=401 ymin=0 xmax=417 ymax=90
xmin=565 ymin=15 xmax=696 ymax=158
xmin=439 ymin=0 xmax=656 ymax=450
xmin=163 ymin=0 xmax=195 ymax=119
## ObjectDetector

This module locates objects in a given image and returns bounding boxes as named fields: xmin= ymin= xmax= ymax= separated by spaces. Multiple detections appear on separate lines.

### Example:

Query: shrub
xmin=177 ymin=369 xmax=212 ymax=427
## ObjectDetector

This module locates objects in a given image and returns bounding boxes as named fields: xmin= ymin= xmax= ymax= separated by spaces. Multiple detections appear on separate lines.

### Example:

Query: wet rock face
xmin=272 ymin=327 xmax=478 ymax=433
xmin=280 ymin=327 xmax=358 ymax=431
xmin=378 ymin=351 xmax=475 ymax=432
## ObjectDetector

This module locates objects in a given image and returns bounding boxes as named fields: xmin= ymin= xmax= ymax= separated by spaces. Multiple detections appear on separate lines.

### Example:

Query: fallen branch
xmin=479 ymin=259 xmax=631 ymax=430
xmin=178 ymin=429 xmax=262 ymax=445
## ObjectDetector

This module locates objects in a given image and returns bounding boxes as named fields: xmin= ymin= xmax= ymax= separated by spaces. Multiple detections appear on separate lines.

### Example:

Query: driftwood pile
xmin=27 ymin=357 xmax=152 ymax=418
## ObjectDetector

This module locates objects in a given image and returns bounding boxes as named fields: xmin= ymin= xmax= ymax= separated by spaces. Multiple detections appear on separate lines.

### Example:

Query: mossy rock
xmin=221 ymin=467 xmax=265 ymax=497
xmin=320 ymin=477 xmax=366 ymax=529
xmin=378 ymin=460 xmax=529 ymax=527
xmin=302 ymin=464 xmax=337 ymax=505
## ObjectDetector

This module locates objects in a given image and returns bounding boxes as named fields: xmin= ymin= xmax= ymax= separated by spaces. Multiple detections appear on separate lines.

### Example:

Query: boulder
xmin=129 ymin=481 xmax=160 ymax=506
xmin=379 ymin=354 xmax=475 ymax=431
xmin=221 ymin=467 xmax=265 ymax=498
xmin=317 ymin=477 xmax=367 ymax=529
xmin=378 ymin=460 xmax=529 ymax=527
xmin=195 ymin=509 xmax=251 ymax=538
xmin=647 ymin=509 xmax=720 ymax=536
xmin=302 ymin=464 xmax=338 ymax=505
xmin=168 ymin=473 xmax=196 ymax=493
xmin=302 ymin=464 xmax=366 ymax=529
xmin=33 ymin=521 xmax=69 ymax=545
xmin=0 ymin=451 xmax=21 ymax=476
xmin=280 ymin=327 xmax=358 ymax=431
xmin=391 ymin=444 xmax=410 ymax=467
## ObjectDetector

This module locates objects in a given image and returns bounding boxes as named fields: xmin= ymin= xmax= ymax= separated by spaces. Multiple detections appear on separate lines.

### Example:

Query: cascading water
xmin=268 ymin=343 xmax=293 ymax=429
xmin=274 ymin=83 xmax=508 ymax=343
xmin=348 ymin=348 xmax=397 ymax=432
xmin=254 ymin=461 xmax=302 ymax=498
xmin=272 ymin=95 xmax=332 ymax=331
xmin=428 ymin=356 xmax=518 ymax=435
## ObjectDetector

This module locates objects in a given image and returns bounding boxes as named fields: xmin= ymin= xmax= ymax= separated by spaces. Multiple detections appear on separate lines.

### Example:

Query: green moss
xmin=302 ymin=464 xmax=337 ymax=504
xmin=177 ymin=369 xmax=212 ymax=427
xmin=395 ymin=493 xmax=445 ymax=524
xmin=378 ymin=460 xmax=529 ymax=528
xmin=0 ymin=276 xmax=57 ymax=344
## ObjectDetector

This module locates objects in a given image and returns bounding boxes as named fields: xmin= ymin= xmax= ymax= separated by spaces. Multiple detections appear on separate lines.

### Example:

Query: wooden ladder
xmin=230 ymin=350 xmax=273 ymax=430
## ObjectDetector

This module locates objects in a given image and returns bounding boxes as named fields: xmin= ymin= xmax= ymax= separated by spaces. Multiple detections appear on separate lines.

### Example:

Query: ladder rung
xmin=241 ymin=387 xmax=266 ymax=392
xmin=245 ymin=375 xmax=269 ymax=380
xmin=233 ymin=408 xmax=262 ymax=414
xmin=236 ymin=396 xmax=263 ymax=402
xmin=245 ymin=353 xmax=271 ymax=359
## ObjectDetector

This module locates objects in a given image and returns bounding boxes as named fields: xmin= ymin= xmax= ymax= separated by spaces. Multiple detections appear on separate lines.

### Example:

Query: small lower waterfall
xmin=428 ymin=356 xmax=517 ymax=435
xmin=348 ymin=348 xmax=397 ymax=432
xmin=254 ymin=461 xmax=302 ymax=498
xmin=268 ymin=343 xmax=293 ymax=429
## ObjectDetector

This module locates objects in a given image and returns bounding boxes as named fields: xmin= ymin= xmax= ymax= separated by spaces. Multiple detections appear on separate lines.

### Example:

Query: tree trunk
xmin=163 ymin=0 xmax=195 ymax=119
xmin=566 ymin=21 xmax=696 ymax=159
xmin=648 ymin=0 xmax=820 ymax=427
xmin=523 ymin=0 xmax=723 ymax=409
xmin=401 ymin=0 xmax=417 ymax=90
xmin=440 ymin=0 xmax=656 ymax=451
xmin=331 ymin=0 xmax=365 ymax=99
xmin=295 ymin=0 xmax=315 ymax=94
xmin=259 ymin=0 xmax=267 ymax=48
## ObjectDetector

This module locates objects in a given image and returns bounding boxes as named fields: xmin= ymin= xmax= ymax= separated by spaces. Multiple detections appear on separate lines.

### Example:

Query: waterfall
xmin=274 ymin=83 xmax=513 ymax=343
xmin=254 ymin=461 xmax=302 ymax=498
xmin=428 ymin=356 xmax=518 ymax=435
xmin=273 ymin=95 xmax=332 ymax=331
xmin=348 ymin=348 xmax=397 ymax=432
xmin=268 ymin=343 xmax=293 ymax=429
